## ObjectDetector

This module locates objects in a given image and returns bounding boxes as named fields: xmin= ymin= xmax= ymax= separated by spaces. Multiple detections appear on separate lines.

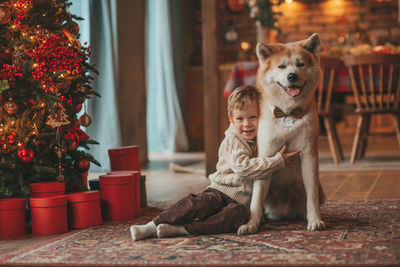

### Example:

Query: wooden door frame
xmin=201 ymin=0 xmax=219 ymax=175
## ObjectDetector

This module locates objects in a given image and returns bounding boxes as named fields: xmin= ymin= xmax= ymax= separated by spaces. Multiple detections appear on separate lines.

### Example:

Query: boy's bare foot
xmin=130 ymin=221 xmax=156 ymax=241
xmin=156 ymin=224 xmax=189 ymax=238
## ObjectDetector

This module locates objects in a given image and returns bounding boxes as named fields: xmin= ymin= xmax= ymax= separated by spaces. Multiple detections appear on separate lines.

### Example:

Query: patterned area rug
xmin=0 ymin=200 xmax=399 ymax=267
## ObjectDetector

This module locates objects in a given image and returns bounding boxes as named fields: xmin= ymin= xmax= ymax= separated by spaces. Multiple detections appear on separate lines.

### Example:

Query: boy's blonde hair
xmin=227 ymin=85 xmax=260 ymax=115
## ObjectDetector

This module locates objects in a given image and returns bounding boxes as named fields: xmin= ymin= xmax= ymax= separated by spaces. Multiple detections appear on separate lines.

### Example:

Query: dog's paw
xmin=237 ymin=223 xmax=258 ymax=235
xmin=307 ymin=219 xmax=326 ymax=231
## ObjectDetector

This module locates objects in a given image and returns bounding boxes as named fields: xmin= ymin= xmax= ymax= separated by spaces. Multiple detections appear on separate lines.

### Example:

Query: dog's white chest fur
xmin=257 ymin=101 xmax=317 ymax=158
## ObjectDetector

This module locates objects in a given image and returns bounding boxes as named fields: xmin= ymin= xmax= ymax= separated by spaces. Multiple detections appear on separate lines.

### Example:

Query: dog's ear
xmin=302 ymin=33 xmax=322 ymax=54
xmin=256 ymin=42 xmax=275 ymax=65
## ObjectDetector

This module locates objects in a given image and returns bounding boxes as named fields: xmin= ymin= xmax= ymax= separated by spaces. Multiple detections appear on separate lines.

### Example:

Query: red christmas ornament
xmin=0 ymin=6 xmax=11 ymax=25
xmin=7 ymin=134 xmax=15 ymax=144
xmin=74 ymin=104 xmax=82 ymax=113
xmin=64 ymin=127 xmax=89 ymax=142
xmin=17 ymin=148 xmax=34 ymax=163
xmin=77 ymin=158 xmax=90 ymax=172
xmin=227 ymin=0 xmax=245 ymax=12
xmin=4 ymin=99 xmax=18 ymax=114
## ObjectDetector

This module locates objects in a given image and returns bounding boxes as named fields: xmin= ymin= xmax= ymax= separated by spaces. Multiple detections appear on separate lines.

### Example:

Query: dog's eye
xmin=297 ymin=62 xmax=305 ymax=67
xmin=278 ymin=65 xmax=286 ymax=69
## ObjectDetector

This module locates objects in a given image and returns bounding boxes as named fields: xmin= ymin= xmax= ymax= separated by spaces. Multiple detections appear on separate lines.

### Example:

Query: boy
xmin=130 ymin=85 xmax=299 ymax=241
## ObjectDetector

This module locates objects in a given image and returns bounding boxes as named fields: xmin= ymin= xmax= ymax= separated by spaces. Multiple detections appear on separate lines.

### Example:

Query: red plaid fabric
xmin=223 ymin=61 xmax=259 ymax=98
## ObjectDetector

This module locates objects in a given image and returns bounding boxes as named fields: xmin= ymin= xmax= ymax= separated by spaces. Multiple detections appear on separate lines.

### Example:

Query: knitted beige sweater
xmin=208 ymin=124 xmax=285 ymax=207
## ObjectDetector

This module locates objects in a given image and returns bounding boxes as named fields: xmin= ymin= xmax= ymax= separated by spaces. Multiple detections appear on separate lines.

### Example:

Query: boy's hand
xmin=279 ymin=145 xmax=300 ymax=166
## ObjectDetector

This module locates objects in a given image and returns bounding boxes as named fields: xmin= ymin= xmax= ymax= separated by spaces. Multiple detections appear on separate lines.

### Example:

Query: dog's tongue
xmin=287 ymin=87 xmax=301 ymax=97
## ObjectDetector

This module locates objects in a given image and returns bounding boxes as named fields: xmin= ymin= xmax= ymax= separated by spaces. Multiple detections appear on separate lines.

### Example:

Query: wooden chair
xmin=343 ymin=54 xmax=400 ymax=163
xmin=317 ymin=56 xmax=346 ymax=164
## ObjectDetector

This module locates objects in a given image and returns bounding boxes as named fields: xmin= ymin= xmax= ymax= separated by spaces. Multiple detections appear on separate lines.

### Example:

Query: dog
xmin=238 ymin=33 xmax=326 ymax=235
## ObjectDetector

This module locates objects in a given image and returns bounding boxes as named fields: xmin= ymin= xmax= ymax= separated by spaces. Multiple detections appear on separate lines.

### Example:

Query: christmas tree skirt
xmin=0 ymin=200 xmax=399 ymax=266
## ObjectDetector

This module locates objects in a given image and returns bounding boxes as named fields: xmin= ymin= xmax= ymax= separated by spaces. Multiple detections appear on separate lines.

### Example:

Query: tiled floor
xmin=0 ymin=128 xmax=399 ymax=260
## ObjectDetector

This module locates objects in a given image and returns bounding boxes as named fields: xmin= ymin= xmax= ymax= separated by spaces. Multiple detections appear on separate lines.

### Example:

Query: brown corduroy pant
xmin=153 ymin=188 xmax=249 ymax=235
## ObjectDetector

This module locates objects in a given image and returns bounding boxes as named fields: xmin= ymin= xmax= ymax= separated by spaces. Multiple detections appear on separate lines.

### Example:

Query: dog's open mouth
xmin=277 ymin=81 xmax=307 ymax=97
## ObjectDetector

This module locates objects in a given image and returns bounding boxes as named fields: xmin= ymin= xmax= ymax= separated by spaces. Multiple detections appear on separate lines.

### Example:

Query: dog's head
xmin=256 ymin=33 xmax=321 ymax=111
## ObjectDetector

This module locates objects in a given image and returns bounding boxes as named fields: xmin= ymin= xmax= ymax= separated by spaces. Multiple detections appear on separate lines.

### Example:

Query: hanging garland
xmin=247 ymin=0 xmax=284 ymax=32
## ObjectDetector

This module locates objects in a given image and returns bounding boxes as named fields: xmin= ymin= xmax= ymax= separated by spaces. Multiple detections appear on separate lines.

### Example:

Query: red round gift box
xmin=67 ymin=191 xmax=102 ymax=229
xmin=99 ymin=174 xmax=135 ymax=221
xmin=30 ymin=195 xmax=68 ymax=235
xmin=107 ymin=171 xmax=141 ymax=216
xmin=0 ymin=198 xmax=27 ymax=239
xmin=29 ymin=181 xmax=65 ymax=197
xmin=108 ymin=145 xmax=141 ymax=174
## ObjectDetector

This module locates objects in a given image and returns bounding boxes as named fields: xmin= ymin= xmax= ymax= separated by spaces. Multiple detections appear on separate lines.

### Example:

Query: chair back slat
xmin=325 ymin=68 xmax=335 ymax=111
xmin=386 ymin=64 xmax=394 ymax=109
xmin=343 ymin=54 xmax=400 ymax=113
xmin=348 ymin=66 xmax=362 ymax=111
xmin=358 ymin=65 xmax=369 ymax=110
xmin=379 ymin=64 xmax=383 ymax=109
xmin=368 ymin=64 xmax=376 ymax=109
xmin=317 ymin=56 xmax=343 ymax=113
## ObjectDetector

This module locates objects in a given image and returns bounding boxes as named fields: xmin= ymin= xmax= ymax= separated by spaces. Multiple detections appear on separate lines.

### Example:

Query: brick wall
xmin=191 ymin=0 xmax=400 ymax=64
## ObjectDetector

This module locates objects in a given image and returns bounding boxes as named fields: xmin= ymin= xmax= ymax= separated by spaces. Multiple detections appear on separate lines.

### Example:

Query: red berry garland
xmin=27 ymin=33 xmax=91 ymax=92
xmin=17 ymin=147 xmax=34 ymax=163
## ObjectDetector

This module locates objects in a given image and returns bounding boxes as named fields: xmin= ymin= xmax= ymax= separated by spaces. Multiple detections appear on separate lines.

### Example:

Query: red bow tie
xmin=273 ymin=106 xmax=303 ymax=119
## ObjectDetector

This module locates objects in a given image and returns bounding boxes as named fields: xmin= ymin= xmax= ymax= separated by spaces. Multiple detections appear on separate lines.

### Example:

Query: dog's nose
xmin=287 ymin=73 xmax=298 ymax=83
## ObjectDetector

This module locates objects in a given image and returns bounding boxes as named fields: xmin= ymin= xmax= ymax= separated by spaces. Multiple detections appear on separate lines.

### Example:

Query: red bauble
xmin=0 ymin=6 xmax=11 ymax=25
xmin=4 ymin=99 xmax=18 ymax=114
xmin=77 ymin=158 xmax=90 ymax=172
xmin=227 ymin=0 xmax=245 ymax=12
xmin=17 ymin=148 xmax=34 ymax=163
xmin=74 ymin=104 xmax=82 ymax=113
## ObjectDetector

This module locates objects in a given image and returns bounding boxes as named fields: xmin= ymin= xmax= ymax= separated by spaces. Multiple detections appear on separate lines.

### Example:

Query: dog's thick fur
xmin=238 ymin=33 xmax=326 ymax=235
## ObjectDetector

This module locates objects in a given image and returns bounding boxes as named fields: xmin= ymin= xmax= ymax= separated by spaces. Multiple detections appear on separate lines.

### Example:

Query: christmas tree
xmin=0 ymin=0 xmax=100 ymax=198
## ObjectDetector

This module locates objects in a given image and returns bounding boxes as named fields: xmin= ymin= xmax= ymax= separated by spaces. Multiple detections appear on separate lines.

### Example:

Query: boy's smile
xmin=229 ymin=101 xmax=259 ymax=141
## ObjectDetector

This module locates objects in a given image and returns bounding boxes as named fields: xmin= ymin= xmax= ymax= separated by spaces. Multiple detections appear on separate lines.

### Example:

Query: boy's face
xmin=229 ymin=101 xmax=259 ymax=141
